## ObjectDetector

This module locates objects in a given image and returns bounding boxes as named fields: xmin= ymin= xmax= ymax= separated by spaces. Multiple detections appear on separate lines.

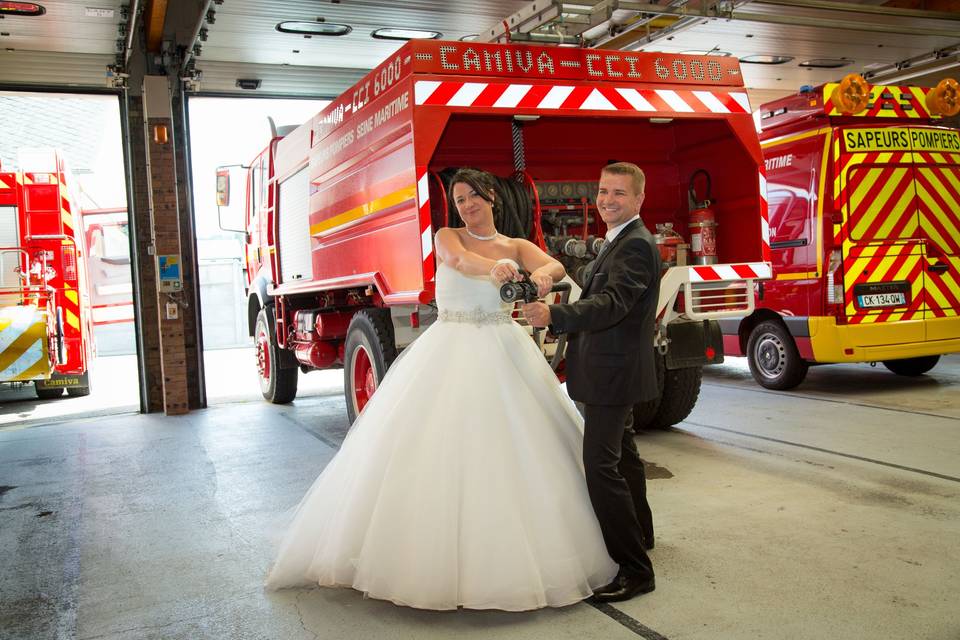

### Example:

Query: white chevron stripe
xmin=688 ymin=263 xmax=771 ymax=282
xmin=0 ymin=338 xmax=44 ymax=380
xmin=615 ymin=88 xmax=655 ymax=111
xmin=448 ymin=82 xmax=488 ymax=107
xmin=655 ymin=90 xmax=694 ymax=112
xmin=0 ymin=307 xmax=41 ymax=352
xmin=493 ymin=84 xmax=533 ymax=108
xmin=421 ymin=227 xmax=433 ymax=261
xmin=414 ymin=81 xmax=442 ymax=105
xmin=693 ymin=90 xmax=729 ymax=113
xmin=580 ymin=89 xmax=616 ymax=111
xmin=731 ymin=92 xmax=751 ymax=112
xmin=538 ymin=86 xmax=575 ymax=109
xmin=417 ymin=173 xmax=429 ymax=208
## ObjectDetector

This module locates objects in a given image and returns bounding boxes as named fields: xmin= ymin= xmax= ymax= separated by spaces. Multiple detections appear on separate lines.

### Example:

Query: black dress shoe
xmin=592 ymin=574 xmax=656 ymax=603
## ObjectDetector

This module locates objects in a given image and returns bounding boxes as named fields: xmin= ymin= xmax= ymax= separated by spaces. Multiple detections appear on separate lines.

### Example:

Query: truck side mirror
xmin=216 ymin=169 xmax=230 ymax=206
xmin=215 ymin=164 xmax=247 ymax=233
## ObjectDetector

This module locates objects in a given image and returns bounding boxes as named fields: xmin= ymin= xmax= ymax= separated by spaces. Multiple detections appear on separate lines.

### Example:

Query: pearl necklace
xmin=466 ymin=228 xmax=498 ymax=241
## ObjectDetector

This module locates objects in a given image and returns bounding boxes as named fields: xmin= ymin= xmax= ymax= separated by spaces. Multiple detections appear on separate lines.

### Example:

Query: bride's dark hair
xmin=447 ymin=168 xmax=497 ymax=210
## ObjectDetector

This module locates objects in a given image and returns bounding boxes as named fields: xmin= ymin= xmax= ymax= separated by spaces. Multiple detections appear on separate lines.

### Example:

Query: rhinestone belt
xmin=438 ymin=307 xmax=513 ymax=326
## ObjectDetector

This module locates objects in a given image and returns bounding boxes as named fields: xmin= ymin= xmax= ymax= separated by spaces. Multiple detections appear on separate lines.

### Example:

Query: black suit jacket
xmin=550 ymin=218 xmax=661 ymax=406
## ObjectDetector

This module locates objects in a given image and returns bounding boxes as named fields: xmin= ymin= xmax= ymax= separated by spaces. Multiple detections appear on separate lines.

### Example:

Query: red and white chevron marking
xmin=414 ymin=81 xmax=751 ymax=114
xmin=689 ymin=263 xmax=772 ymax=282
xmin=759 ymin=168 xmax=771 ymax=262
xmin=416 ymin=166 xmax=436 ymax=283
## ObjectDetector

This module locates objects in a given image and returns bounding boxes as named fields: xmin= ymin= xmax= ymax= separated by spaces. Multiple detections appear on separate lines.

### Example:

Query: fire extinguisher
xmin=687 ymin=169 xmax=718 ymax=265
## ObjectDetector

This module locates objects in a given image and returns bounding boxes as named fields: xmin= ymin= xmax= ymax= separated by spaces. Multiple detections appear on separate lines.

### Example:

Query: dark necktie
xmin=595 ymin=239 xmax=612 ymax=262
xmin=585 ymin=239 xmax=611 ymax=285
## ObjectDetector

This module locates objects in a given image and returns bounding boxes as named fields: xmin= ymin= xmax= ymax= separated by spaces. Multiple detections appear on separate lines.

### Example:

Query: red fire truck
xmin=0 ymin=149 xmax=93 ymax=399
xmin=219 ymin=40 xmax=772 ymax=428
xmin=80 ymin=207 xmax=133 ymax=328
xmin=721 ymin=75 xmax=960 ymax=389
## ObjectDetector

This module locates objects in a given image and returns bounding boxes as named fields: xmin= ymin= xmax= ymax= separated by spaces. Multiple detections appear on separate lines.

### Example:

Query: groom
xmin=523 ymin=161 xmax=660 ymax=602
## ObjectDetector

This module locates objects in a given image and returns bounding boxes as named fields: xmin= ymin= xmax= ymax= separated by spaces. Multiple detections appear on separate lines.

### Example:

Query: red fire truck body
xmin=0 ymin=149 xmax=93 ymax=398
xmin=722 ymin=80 xmax=960 ymax=389
xmin=230 ymin=40 xmax=772 ymax=426
xmin=80 ymin=207 xmax=134 ymax=328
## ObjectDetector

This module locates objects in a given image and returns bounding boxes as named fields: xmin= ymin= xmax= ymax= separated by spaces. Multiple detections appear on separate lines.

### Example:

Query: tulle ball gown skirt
xmin=265 ymin=303 xmax=617 ymax=610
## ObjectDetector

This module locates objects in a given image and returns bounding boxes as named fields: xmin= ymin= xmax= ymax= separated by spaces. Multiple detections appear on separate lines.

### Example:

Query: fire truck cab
xmin=0 ymin=149 xmax=93 ymax=399
xmin=222 ymin=40 xmax=773 ymax=428
xmin=724 ymin=76 xmax=960 ymax=389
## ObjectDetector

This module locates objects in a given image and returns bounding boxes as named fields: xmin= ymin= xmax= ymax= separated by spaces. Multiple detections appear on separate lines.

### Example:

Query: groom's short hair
xmin=602 ymin=162 xmax=645 ymax=196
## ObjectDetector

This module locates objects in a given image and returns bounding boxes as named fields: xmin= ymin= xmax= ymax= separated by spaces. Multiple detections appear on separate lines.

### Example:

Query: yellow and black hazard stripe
xmin=824 ymin=84 xmax=935 ymax=119
xmin=835 ymin=139 xmax=960 ymax=323
xmin=0 ymin=306 xmax=51 ymax=382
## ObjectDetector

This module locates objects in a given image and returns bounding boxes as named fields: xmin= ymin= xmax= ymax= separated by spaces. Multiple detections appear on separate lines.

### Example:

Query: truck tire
xmin=632 ymin=349 xmax=665 ymax=432
xmin=35 ymin=383 xmax=64 ymax=400
xmin=882 ymin=355 xmax=940 ymax=377
xmin=344 ymin=308 xmax=397 ymax=424
xmin=648 ymin=365 xmax=702 ymax=429
xmin=747 ymin=320 xmax=808 ymax=390
xmin=66 ymin=386 xmax=91 ymax=397
xmin=255 ymin=307 xmax=298 ymax=404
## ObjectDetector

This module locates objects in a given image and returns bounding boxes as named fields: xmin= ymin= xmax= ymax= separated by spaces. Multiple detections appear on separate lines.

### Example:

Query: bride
xmin=265 ymin=168 xmax=617 ymax=611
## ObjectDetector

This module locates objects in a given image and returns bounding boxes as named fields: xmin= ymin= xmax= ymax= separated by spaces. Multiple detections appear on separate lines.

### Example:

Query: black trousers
xmin=582 ymin=402 xmax=654 ymax=579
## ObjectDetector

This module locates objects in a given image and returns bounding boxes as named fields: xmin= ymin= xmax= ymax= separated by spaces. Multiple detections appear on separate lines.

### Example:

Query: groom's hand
xmin=522 ymin=302 xmax=551 ymax=328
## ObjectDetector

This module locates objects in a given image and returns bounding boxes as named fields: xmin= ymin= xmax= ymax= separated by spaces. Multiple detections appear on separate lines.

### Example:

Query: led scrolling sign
xmin=412 ymin=42 xmax=742 ymax=86
xmin=313 ymin=41 xmax=743 ymax=142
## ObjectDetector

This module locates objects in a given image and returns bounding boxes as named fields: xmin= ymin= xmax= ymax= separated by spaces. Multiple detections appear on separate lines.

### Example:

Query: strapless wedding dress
xmin=265 ymin=261 xmax=616 ymax=610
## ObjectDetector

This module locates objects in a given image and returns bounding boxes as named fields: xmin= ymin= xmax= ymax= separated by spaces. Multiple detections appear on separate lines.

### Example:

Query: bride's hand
xmin=530 ymin=272 xmax=553 ymax=298
xmin=490 ymin=261 xmax=521 ymax=284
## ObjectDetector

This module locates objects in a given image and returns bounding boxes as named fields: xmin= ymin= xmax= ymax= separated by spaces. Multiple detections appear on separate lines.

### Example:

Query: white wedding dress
xmin=265 ymin=261 xmax=617 ymax=610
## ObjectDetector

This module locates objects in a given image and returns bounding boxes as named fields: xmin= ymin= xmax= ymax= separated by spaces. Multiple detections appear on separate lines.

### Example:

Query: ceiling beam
xmin=757 ymin=0 xmax=960 ymax=20
xmin=144 ymin=0 xmax=169 ymax=54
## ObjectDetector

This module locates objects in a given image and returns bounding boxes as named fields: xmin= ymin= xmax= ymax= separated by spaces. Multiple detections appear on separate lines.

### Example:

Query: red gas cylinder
xmin=687 ymin=169 xmax=718 ymax=265
xmin=688 ymin=206 xmax=717 ymax=265
xmin=654 ymin=222 xmax=683 ymax=267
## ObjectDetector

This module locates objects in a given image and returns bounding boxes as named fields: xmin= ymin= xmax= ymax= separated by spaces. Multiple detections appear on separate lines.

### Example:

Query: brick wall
xmin=125 ymin=95 xmax=164 ymax=413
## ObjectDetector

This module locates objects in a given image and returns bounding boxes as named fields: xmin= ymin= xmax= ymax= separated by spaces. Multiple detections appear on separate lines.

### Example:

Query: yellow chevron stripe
xmin=64 ymin=288 xmax=79 ymax=305
xmin=916 ymin=185 xmax=956 ymax=253
xmin=66 ymin=309 xmax=79 ymax=330
xmin=0 ymin=322 xmax=46 ymax=372
xmin=814 ymin=131 xmax=832 ymax=277
xmin=310 ymin=185 xmax=417 ymax=236
xmin=10 ymin=354 xmax=49 ymax=381
xmin=873 ymin=178 xmax=916 ymax=239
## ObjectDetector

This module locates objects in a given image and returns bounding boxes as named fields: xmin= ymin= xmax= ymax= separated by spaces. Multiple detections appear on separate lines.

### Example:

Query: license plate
xmin=858 ymin=292 xmax=905 ymax=308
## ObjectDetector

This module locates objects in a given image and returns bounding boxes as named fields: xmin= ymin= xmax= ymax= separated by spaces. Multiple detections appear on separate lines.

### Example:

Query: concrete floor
xmin=2 ymin=356 xmax=959 ymax=640
xmin=0 ymin=347 xmax=339 ymax=430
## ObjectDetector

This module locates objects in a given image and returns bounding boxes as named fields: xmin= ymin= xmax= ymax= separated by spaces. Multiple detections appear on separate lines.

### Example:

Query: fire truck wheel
xmin=344 ymin=308 xmax=397 ymax=424
xmin=632 ymin=350 xmax=665 ymax=431
xmin=35 ymin=384 xmax=65 ymax=400
xmin=882 ymin=355 xmax=940 ymax=377
xmin=255 ymin=307 xmax=298 ymax=404
xmin=66 ymin=386 xmax=90 ymax=397
xmin=648 ymin=365 xmax=702 ymax=429
xmin=747 ymin=320 xmax=809 ymax=390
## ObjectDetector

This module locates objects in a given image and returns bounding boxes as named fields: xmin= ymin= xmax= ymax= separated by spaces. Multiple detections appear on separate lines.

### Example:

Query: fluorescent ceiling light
xmin=0 ymin=2 xmax=46 ymax=16
xmin=741 ymin=55 xmax=794 ymax=65
xmin=799 ymin=58 xmax=851 ymax=69
xmin=276 ymin=21 xmax=352 ymax=36
xmin=681 ymin=50 xmax=732 ymax=57
xmin=371 ymin=28 xmax=442 ymax=41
